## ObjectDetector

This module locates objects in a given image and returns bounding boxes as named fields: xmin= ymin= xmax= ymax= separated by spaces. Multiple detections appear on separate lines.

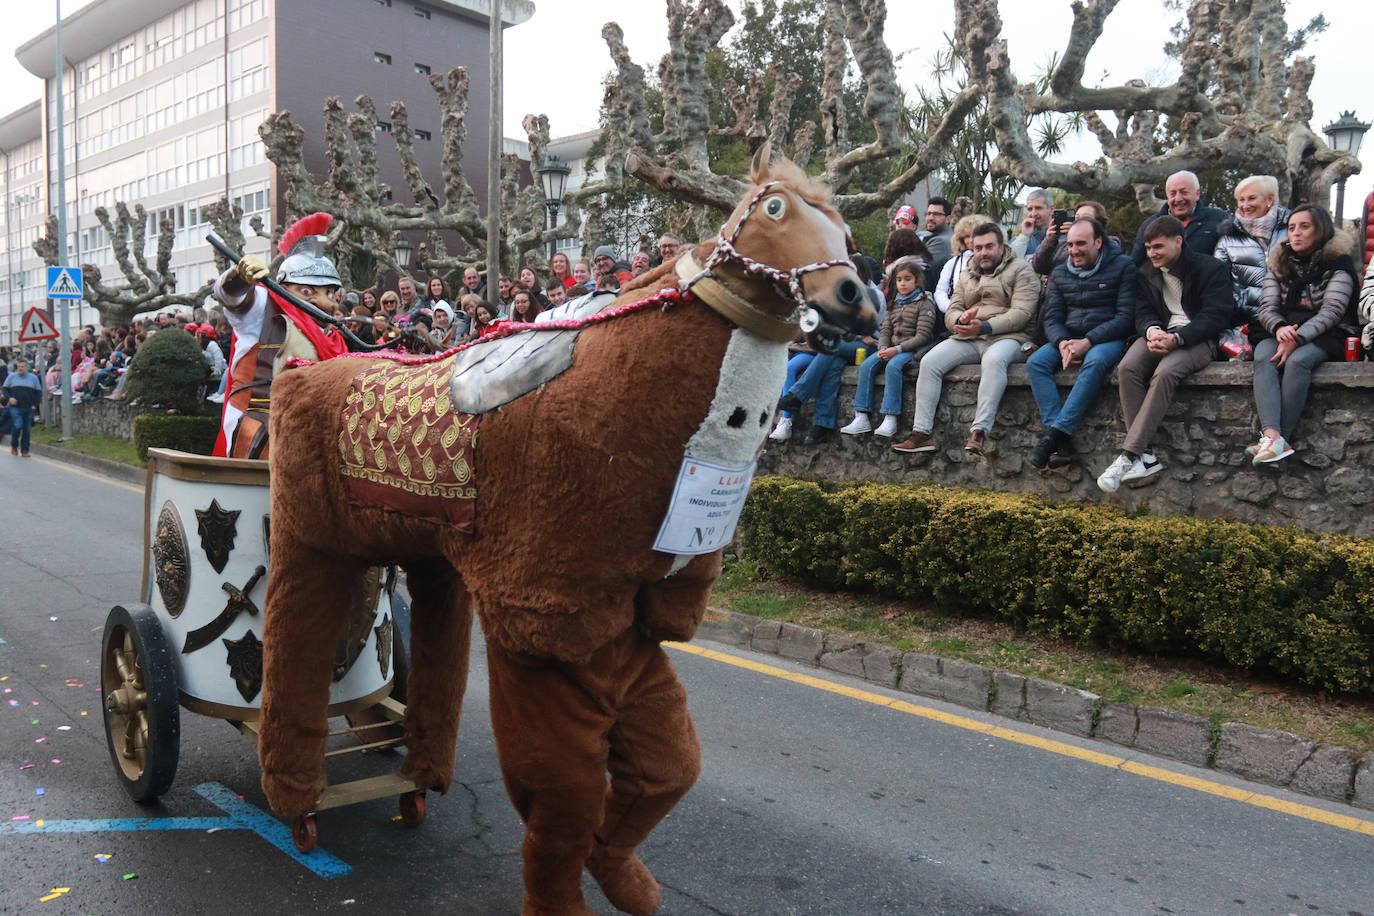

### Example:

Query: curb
xmin=697 ymin=608 xmax=1374 ymax=812
xmin=28 ymin=442 xmax=146 ymax=488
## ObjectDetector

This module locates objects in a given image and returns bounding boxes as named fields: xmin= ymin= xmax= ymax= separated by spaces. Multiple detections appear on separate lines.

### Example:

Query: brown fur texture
xmin=258 ymin=147 xmax=859 ymax=914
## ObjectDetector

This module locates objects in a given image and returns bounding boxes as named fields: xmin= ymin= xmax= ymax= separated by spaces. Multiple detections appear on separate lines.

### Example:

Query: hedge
xmin=133 ymin=414 xmax=220 ymax=462
xmin=738 ymin=477 xmax=1374 ymax=695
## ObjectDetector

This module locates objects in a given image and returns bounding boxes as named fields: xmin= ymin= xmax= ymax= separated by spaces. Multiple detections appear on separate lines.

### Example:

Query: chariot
xmin=99 ymin=448 xmax=424 ymax=852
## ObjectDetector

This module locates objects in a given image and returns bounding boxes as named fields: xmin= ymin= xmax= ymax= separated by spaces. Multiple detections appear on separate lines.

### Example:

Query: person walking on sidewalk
xmin=4 ymin=359 xmax=43 ymax=457
xmin=1096 ymin=216 xmax=1233 ymax=492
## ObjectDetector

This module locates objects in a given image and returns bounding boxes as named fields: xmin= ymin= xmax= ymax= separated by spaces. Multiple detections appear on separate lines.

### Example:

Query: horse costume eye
xmin=764 ymin=196 xmax=786 ymax=220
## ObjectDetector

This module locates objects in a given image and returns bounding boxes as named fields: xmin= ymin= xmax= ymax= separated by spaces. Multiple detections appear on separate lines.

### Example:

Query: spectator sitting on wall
xmin=839 ymin=256 xmax=939 ymax=439
xmin=920 ymin=196 xmax=955 ymax=283
xmin=550 ymin=252 xmax=574 ymax=289
xmin=509 ymin=286 xmax=542 ymax=324
xmin=1212 ymin=175 xmax=1290 ymax=328
xmin=398 ymin=274 xmax=426 ymax=318
xmin=934 ymin=214 xmax=990 ymax=315
xmin=1245 ymin=205 xmax=1359 ymax=465
xmin=545 ymin=279 xmax=568 ymax=308
xmin=593 ymin=246 xmax=633 ymax=290
xmin=1010 ymin=189 xmax=1054 ymax=260
xmin=379 ymin=289 xmax=401 ymax=318
xmin=1130 ymin=170 xmax=1228 ymax=267
xmin=518 ymin=266 xmax=551 ymax=311
xmin=571 ymin=260 xmax=593 ymax=290
xmin=462 ymin=266 xmax=485 ymax=299
xmin=631 ymin=251 xmax=652 ymax=277
xmin=894 ymin=221 xmax=1039 ymax=457
xmin=497 ymin=275 xmax=515 ymax=313
xmin=1030 ymin=200 xmax=1117 ymax=277
xmin=1097 ymin=215 xmax=1233 ymax=492
xmin=649 ymin=233 xmax=682 ymax=268
xmin=1026 ymin=218 xmax=1138 ymax=469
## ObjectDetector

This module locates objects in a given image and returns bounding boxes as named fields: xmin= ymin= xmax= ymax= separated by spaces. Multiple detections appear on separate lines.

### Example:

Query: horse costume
xmin=257 ymin=147 xmax=875 ymax=915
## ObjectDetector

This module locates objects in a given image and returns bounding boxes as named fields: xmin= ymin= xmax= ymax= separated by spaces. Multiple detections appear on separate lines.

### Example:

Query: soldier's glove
xmin=236 ymin=255 xmax=269 ymax=286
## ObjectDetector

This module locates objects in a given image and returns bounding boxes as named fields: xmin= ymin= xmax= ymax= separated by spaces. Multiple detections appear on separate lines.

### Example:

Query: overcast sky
xmin=3 ymin=0 xmax=1370 ymax=214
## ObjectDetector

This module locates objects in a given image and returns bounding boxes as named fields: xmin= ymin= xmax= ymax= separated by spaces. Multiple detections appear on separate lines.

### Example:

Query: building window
xmin=414 ymin=6 xmax=431 ymax=19
xmin=415 ymin=129 xmax=431 ymax=141
xmin=377 ymin=121 xmax=392 ymax=133
xmin=374 ymin=52 xmax=392 ymax=65
xmin=413 ymin=62 xmax=431 ymax=75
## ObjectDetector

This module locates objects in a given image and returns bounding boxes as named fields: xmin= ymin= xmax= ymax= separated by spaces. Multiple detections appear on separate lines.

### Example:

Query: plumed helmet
xmin=276 ymin=212 xmax=341 ymax=287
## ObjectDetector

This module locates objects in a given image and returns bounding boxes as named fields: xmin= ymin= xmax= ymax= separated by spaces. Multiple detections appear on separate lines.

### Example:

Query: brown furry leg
xmin=258 ymin=545 xmax=357 ymax=816
xmin=398 ymin=559 xmax=473 ymax=794
xmin=487 ymin=641 xmax=613 ymax=916
xmin=586 ymin=640 xmax=700 ymax=916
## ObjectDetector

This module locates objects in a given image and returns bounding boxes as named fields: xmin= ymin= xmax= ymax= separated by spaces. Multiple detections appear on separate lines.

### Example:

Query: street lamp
xmin=536 ymin=155 xmax=571 ymax=261
xmin=393 ymin=237 xmax=414 ymax=272
xmin=1322 ymin=110 xmax=1370 ymax=226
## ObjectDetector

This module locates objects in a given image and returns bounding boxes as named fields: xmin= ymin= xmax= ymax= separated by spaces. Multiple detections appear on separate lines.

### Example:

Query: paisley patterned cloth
xmin=338 ymin=355 xmax=478 ymax=530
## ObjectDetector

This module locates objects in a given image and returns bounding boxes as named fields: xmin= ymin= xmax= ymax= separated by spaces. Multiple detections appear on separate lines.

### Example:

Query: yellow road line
xmin=666 ymin=641 xmax=1374 ymax=838
xmin=32 ymin=455 xmax=142 ymax=494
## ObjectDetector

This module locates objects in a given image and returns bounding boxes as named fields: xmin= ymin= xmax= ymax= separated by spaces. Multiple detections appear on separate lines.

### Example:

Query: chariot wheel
xmin=100 ymin=604 xmax=180 ymax=802
xmin=292 ymin=814 xmax=318 ymax=853
xmin=400 ymin=790 xmax=426 ymax=828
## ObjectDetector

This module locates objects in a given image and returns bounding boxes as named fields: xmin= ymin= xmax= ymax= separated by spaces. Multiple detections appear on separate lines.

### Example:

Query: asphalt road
xmin=2 ymin=453 xmax=1372 ymax=915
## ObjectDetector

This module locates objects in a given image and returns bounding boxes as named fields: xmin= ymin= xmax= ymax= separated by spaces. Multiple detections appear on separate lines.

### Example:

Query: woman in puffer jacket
xmin=1213 ymin=175 xmax=1290 ymax=323
xmin=1246 ymin=204 xmax=1359 ymax=465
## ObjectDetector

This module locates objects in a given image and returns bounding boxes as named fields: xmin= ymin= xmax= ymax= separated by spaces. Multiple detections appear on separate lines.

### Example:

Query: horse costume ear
xmin=750 ymin=140 xmax=773 ymax=184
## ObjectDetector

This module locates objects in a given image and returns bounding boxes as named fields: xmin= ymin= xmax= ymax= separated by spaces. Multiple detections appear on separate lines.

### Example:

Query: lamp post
xmin=536 ymin=156 xmax=571 ymax=261
xmin=393 ymin=237 xmax=414 ymax=273
xmin=1322 ymin=111 xmax=1370 ymax=226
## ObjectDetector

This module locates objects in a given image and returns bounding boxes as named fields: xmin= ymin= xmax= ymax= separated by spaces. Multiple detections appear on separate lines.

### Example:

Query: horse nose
xmin=835 ymin=277 xmax=863 ymax=309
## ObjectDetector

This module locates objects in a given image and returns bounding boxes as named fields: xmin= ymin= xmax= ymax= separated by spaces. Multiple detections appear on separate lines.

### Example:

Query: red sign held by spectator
xmin=18 ymin=307 xmax=59 ymax=342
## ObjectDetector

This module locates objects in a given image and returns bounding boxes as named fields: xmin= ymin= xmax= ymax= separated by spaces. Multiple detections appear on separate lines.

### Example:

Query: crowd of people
xmin=770 ymin=174 xmax=1373 ymax=496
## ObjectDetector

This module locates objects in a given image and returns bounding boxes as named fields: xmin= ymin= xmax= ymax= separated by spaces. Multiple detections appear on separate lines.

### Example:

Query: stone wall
xmin=43 ymin=393 xmax=160 ymax=439
xmin=756 ymin=361 xmax=1374 ymax=537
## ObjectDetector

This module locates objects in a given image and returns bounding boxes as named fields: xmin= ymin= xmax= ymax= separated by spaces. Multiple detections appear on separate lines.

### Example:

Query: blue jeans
xmin=853 ymin=350 xmax=916 ymax=416
xmin=787 ymin=341 xmax=864 ymax=429
xmin=1251 ymin=337 xmax=1326 ymax=440
xmin=1026 ymin=339 xmax=1126 ymax=435
xmin=780 ymin=353 xmax=815 ymax=419
xmin=9 ymin=406 xmax=34 ymax=452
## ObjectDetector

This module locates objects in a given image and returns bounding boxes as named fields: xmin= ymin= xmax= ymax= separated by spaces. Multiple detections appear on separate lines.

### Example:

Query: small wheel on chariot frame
xmin=292 ymin=814 xmax=318 ymax=853
xmin=400 ymin=789 xmax=426 ymax=827
xmin=100 ymin=604 xmax=180 ymax=803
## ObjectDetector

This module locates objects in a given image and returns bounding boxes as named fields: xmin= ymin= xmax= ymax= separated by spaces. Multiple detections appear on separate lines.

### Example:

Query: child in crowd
xmin=840 ymin=256 xmax=938 ymax=437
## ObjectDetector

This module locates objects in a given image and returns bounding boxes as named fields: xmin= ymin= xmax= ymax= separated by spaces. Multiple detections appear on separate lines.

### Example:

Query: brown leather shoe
xmin=21 ymin=450 xmax=30 ymax=457
xmin=964 ymin=429 xmax=986 ymax=456
xmin=10 ymin=446 xmax=17 ymax=456
xmin=892 ymin=430 xmax=936 ymax=453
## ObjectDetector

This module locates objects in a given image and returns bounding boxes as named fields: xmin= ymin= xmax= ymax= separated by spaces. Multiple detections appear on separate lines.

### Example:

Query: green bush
xmin=133 ymin=414 xmax=220 ymax=462
xmin=739 ymin=477 xmax=1374 ymax=695
xmin=124 ymin=328 xmax=209 ymax=415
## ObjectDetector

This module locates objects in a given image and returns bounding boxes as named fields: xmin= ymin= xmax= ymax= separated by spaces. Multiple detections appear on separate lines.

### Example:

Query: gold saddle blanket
xmin=338 ymin=355 xmax=477 ymax=530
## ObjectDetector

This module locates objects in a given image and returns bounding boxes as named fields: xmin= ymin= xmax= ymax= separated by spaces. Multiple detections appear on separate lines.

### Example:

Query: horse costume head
xmin=677 ymin=143 xmax=878 ymax=353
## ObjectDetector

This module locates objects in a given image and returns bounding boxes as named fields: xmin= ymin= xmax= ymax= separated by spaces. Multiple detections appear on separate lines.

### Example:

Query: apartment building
xmin=0 ymin=0 xmax=532 ymax=346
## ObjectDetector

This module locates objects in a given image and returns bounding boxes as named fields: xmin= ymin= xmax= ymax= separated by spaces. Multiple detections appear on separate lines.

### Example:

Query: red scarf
xmin=267 ymin=288 xmax=348 ymax=360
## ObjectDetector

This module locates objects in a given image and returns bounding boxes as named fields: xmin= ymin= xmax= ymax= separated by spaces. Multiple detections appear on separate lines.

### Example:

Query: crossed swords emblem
xmin=182 ymin=565 xmax=267 ymax=655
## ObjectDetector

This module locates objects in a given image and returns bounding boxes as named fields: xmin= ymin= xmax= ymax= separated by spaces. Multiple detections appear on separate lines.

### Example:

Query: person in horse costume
xmin=211 ymin=212 xmax=349 ymax=459
xmin=255 ymin=146 xmax=875 ymax=915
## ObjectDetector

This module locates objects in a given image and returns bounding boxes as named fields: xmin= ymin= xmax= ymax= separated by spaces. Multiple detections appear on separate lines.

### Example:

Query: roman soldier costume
xmin=212 ymin=213 xmax=349 ymax=459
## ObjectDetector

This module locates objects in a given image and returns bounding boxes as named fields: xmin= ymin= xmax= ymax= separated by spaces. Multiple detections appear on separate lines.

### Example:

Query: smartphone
xmin=1052 ymin=208 xmax=1071 ymax=226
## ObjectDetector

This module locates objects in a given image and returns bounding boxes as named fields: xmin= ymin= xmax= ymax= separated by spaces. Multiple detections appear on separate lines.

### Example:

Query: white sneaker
xmin=768 ymin=416 xmax=793 ymax=441
xmin=1121 ymin=452 xmax=1163 ymax=486
xmin=1252 ymin=435 xmax=1293 ymax=464
xmin=874 ymin=415 xmax=899 ymax=438
xmin=207 ymin=392 xmax=225 ymax=404
xmin=1096 ymin=455 xmax=1133 ymax=493
xmin=840 ymin=414 xmax=872 ymax=435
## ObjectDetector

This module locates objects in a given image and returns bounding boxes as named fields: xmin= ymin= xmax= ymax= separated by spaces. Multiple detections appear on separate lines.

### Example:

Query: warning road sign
xmin=18 ymin=307 xmax=59 ymax=342
xmin=47 ymin=266 xmax=84 ymax=299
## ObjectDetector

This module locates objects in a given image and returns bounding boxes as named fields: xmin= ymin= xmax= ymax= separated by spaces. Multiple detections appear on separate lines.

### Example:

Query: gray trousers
xmin=911 ymin=337 xmax=1026 ymax=434
xmin=1116 ymin=336 xmax=1214 ymax=454
xmin=1251 ymin=337 xmax=1327 ymax=440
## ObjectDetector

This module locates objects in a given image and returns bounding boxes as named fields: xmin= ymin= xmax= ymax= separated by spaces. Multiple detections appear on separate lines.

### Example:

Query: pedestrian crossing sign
xmin=18 ymin=307 xmax=59 ymax=342
xmin=47 ymin=266 xmax=84 ymax=299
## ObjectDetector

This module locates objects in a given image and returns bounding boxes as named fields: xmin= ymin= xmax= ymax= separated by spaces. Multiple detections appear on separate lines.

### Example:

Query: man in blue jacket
xmin=1026 ymin=219 xmax=1137 ymax=468
xmin=1098 ymin=216 xmax=1233 ymax=492
xmin=4 ymin=359 xmax=44 ymax=457
xmin=1130 ymin=171 xmax=1228 ymax=266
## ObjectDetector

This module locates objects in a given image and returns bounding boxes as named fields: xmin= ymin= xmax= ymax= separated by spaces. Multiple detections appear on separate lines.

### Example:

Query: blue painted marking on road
xmin=194 ymin=782 xmax=352 ymax=879
xmin=0 ymin=816 xmax=231 ymax=835
xmin=0 ymin=783 xmax=350 ymax=880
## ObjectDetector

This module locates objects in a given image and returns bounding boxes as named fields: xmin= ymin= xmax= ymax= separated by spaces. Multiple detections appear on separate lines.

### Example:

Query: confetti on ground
xmin=19 ymin=764 xmax=35 ymax=770
xmin=51 ymin=759 xmax=61 ymax=764
xmin=35 ymin=737 xmax=47 ymax=744
xmin=32 ymin=701 xmax=39 ymax=706
xmin=3 ymin=687 xmax=10 ymax=693
xmin=35 ymin=819 xmax=44 ymax=826
xmin=12 ymin=815 xmax=30 ymax=821
xmin=49 ymin=617 xmax=57 ymax=622
xmin=79 ymin=711 xmax=87 ymax=717
xmin=206 ymin=827 xmax=221 ymax=834
xmin=38 ymin=887 xmax=70 ymax=903
xmin=94 ymin=854 xmax=111 ymax=863
xmin=121 ymin=874 xmax=137 ymax=881
xmin=7 ymin=701 xmax=17 ymax=707
xmin=35 ymin=788 xmax=44 ymax=796
xmin=32 ymin=719 xmax=39 ymax=725
xmin=57 ymin=726 xmax=71 ymax=732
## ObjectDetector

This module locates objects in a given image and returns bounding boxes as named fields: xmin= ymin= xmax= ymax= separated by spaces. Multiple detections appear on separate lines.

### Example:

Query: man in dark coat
xmin=1098 ymin=215 xmax=1233 ymax=492
xmin=1130 ymin=170 xmax=1228 ymax=266
xmin=1026 ymin=219 xmax=1137 ymax=468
